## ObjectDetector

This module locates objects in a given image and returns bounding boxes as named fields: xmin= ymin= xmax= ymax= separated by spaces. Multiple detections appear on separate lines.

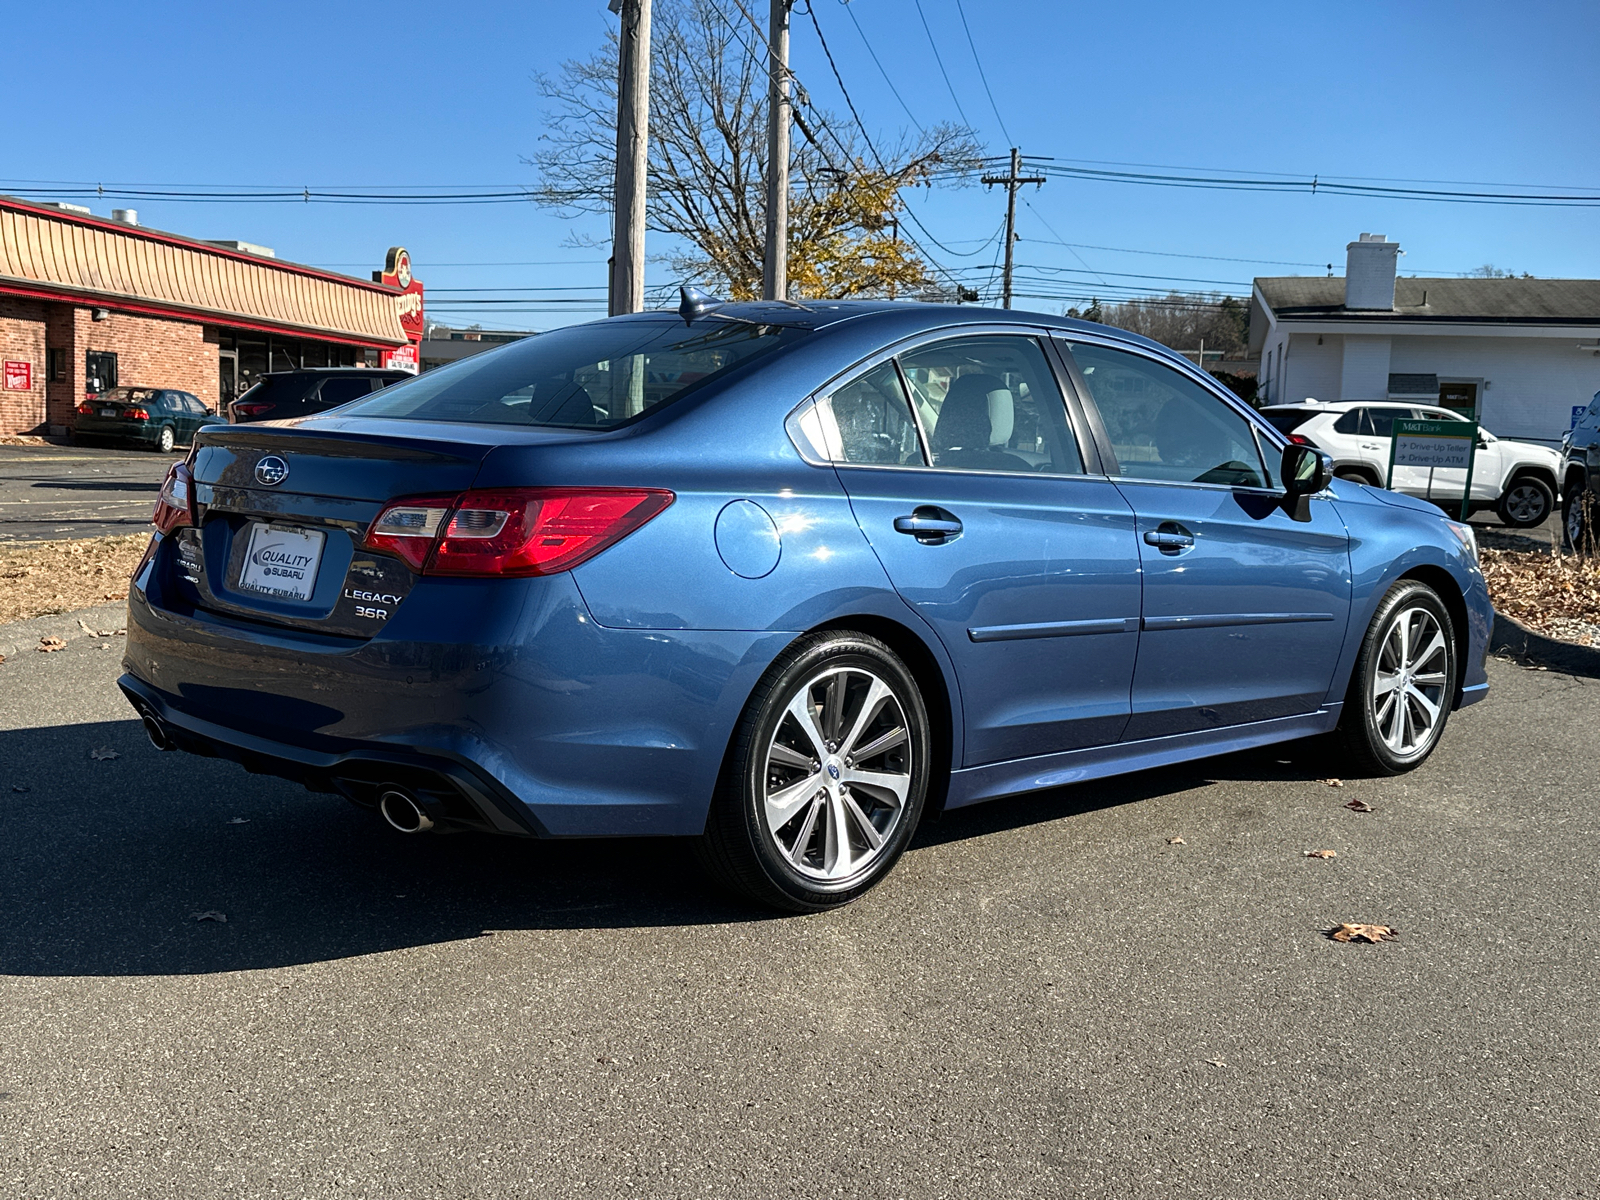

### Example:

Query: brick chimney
xmin=1345 ymin=233 xmax=1399 ymax=311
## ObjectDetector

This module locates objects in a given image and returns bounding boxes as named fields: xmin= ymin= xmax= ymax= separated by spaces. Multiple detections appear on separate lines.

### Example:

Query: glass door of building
xmin=218 ymin=351 xmax=238 ymax=413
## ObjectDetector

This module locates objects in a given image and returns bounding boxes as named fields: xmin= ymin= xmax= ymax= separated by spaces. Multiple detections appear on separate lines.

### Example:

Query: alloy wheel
xmin=1503 ymin=483 xmax=1547 ymax=524
xmin=1370 ymin=606 xmax=1450 ymax=758
xmin=761 ymin=665 xmax=912 ymax=882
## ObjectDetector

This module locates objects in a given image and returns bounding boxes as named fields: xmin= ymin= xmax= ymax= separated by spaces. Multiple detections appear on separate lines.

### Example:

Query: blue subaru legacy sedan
xmin=123 ymin=297 xmax=1491 ymax=911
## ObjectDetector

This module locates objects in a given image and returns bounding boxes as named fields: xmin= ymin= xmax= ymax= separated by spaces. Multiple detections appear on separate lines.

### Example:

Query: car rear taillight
xmin=1288 ymin=433 xmax=1313 ymax=445
xmin=77 ymin=403 xmax=94 ymax=416
xmin=152 ymin=462 xmax=196 ymax=534
xmin=363 ymin=487 xmax=674 ymax=577
xmin=233 ymin=402 xmax=276 ymax=419
xmin=362 ymin=496 xmax=457 ymax=571
xmin=126 ymin=407 xmax=150 ymax=421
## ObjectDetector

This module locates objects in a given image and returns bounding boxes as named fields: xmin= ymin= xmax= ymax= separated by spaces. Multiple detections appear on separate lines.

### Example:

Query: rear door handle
xmin=893 ymin=507 xmax=962 ymax=544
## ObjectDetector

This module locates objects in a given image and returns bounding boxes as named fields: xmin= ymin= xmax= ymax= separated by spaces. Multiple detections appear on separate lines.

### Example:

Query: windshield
xmin=343 ymin=318 xmax=807 ymax=430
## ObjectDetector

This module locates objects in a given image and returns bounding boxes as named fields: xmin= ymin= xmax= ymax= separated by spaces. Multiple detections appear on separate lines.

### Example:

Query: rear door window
xmin=900 ymin=336 xmax=1083 ymax=475
xmin=823 ymin=361 xmax=924 ymax=466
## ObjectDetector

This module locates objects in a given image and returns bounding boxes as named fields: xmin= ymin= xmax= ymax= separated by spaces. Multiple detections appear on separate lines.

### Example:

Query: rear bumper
xmin=123 ymin=551 xmax=789 ymax=837
xmin=73 ymin=419 xmax=161 ymax=442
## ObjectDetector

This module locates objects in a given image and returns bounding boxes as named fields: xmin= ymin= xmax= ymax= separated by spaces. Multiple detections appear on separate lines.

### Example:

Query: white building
xmin=1250 ymin=235 xmax=1600 ymax=446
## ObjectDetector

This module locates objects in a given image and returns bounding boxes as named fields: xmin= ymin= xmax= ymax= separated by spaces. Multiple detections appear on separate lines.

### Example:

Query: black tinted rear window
xmin=235 ymin=377 xmax=316 ymax=407
xmin=344 ymin=318 xmax=807 ymax=430
xmin=1263 ymin=410 xmax=1316 ymax=435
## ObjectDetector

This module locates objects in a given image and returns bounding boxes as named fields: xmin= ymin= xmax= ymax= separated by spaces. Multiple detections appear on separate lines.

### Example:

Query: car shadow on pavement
xmin=0 ymin=717 xmax=770 ymax=977
xmin=0 ymin=718 xmax=1337 ymax=977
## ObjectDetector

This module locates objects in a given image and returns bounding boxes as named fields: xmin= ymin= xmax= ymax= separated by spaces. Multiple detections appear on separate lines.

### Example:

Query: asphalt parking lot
xmin=1 ymin=610 xmax=1596 ymax=1198
xmin=0 ymin=443 xmax=178 ymax=543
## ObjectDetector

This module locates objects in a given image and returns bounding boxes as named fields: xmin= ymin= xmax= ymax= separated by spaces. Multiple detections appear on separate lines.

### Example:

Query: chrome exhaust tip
xmin=378 ymin=788 xmax=434 ymax=834
xmin=140 ymin=708 xmax=175 ymax=752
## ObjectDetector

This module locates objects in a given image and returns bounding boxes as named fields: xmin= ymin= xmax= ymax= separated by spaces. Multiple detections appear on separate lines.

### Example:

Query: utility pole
xmin=762 ymin=0 xmax=793 ymax=302
xmin=609 ymin=0 xmax=651 ymax=316
xmin=981 ymin=148 xmax=1045 ymax=309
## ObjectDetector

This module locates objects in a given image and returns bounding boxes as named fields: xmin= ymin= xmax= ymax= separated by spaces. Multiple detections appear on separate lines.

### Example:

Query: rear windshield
xmin=235 ymin=377 xmax=316 ymax=407
xmin=1263 ymin=410 xmax=1316 ymax=435
xmin=102 ymin=388 xmax=159 ymax=404
xmin=343 ymin=318 xmax=807 ymax=430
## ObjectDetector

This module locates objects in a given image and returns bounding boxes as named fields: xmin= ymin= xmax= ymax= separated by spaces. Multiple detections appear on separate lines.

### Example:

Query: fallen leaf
xmin=227 ymin=818 xmax=250 ymax=825
xmin=1203 ymin=1057 xmax=1227 ymax=1068
xmin=77 ymin=619 xmax=102 ymax=638
xmin=1166 ymin=836 xmax=1185 ymax=845
xmin=1322 ymin=778 xmax=1344 ymax=788
xmin=1328 ymin=923 xmax=1397 ymax=943
xmin=190 ymin=911 xmax=227 ymax=923
xmin=1344 ymin=798 xmax=1374 ymax=813
xmin=11 ymin=785 xmax=29 ymax=794
xmin=1303 ymin=849 xmax=1338 ymax=859
xmin=88 ymin=746 xmax=119 ymax=761
xmin=37 ymin=636 xmax=66 ymax=652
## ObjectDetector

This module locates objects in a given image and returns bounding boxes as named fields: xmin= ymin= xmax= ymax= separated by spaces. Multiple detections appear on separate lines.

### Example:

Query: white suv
xmin=1262 ymin=400 xmax=1561 ymax=529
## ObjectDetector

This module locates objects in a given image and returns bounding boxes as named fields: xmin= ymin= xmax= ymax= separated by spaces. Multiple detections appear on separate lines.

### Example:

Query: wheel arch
xmin=1564 ymin=463 xmax=1587 ymax=500
xmin=1333 ymin=463 xmax=1381 ymax=486
xmin=808 ymin=613 xmax=958 ymax=818
xmin=1506 ymin=463 xmax=1558 ymax=497
xmin=1397 ymin=564 xmax=1471 ymax=706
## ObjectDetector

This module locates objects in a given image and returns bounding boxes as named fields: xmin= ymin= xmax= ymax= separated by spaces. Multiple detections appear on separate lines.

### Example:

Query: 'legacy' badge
xmin=255 ymin=456 xmax=289 ymax=487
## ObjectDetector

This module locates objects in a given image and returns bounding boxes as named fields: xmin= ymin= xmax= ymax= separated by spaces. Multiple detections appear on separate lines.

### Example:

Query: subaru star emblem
xmin=255 ymin=456 xmax=289 ymax=487
xmin=827 ymin=763 xmax=840 ymax=780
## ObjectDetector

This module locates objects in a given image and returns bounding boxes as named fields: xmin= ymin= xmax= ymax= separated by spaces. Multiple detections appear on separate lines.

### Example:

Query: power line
xmin=838 ymin=2 xmax=924 ymax=132
xmin=912 ymin=0 xmax=973 ymax=127
xmin=952 ymin=0 xmax=1012 ymax=145
xmin=801 ymin=2 xmax=963 ymax=289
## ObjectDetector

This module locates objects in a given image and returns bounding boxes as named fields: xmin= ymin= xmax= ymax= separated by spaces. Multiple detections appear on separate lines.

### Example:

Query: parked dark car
xmin=73 ymin=387 xmax=214 ymax=452
xmin=227 ymin=369 xmax=410 ymax=424
xmin=1559 ymin=389 xmax=1600 ymax=546
xmin=126 ymin=299 xmax=1491 ymax=912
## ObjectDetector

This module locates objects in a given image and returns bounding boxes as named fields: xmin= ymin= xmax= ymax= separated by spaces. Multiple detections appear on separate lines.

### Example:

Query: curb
xmin=1491 ymin=611 xmax=1600 ymax=678
xmin=0 ymin=601 xmax=129 ymax=661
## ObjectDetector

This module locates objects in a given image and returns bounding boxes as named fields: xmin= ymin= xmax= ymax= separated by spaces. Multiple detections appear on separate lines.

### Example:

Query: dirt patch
xmin=0 ymin=534 xmax=148 ymax=623
xmin=1480 ymin=547 xmax=1600 ymax=639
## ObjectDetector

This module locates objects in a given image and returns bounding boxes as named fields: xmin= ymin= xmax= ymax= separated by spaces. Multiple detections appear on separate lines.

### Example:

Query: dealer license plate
xmin=237 ymin=523 xmax=325 ymax=601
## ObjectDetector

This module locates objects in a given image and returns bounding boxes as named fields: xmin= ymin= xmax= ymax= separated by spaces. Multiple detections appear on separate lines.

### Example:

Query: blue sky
xmin=5 ymin=0 xmax=1597 ymax=330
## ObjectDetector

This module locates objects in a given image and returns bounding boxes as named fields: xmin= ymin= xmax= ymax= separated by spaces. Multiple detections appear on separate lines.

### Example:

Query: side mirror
xmin=1281 ymin=443 xmax=1333 ymax=521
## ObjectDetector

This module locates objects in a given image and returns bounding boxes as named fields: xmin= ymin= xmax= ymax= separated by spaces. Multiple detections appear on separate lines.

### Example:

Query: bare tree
xmin=528 ymin=0 xmax=979 ymax=299
xmin=1076 ymin=293 xmax=1251 ymax=359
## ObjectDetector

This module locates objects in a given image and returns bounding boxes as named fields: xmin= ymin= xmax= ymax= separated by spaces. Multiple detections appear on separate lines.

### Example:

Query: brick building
xmin=0 ymin=196 xmax=422 ymax=435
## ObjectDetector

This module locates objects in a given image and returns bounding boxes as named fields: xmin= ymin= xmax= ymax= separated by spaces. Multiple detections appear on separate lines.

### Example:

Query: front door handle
xmin=893 ymin=507 xmax=962 ymax=544
xmin=1143 ymin=524 xmax=1195 ymax=555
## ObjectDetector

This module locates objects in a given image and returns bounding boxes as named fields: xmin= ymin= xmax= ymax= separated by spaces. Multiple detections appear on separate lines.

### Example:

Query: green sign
xmin=1387 ymin=418 xmax=1478 ymax=520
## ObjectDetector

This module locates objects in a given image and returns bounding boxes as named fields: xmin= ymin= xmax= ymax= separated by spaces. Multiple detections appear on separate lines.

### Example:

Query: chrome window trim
xmin=795 ymin=323 xmax=1104 ymax=481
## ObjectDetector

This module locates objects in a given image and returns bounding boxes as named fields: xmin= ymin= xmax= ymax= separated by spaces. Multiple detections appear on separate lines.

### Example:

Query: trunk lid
xmin=169 ymin=424 xmax=497 ymax=638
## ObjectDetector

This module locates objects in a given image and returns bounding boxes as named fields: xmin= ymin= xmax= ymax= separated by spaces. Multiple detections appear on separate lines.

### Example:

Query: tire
xmin=697 ymin=630 xmax=932 ymax=912
xmin=154 ymin=425 xmax=176 ymax=454
xmin=1497 ymin=475 xmax=1553 ymax=528
xmin=1334 ymin=467 xmax=1378 ymax=487
xmin=1563 ymin=487 xmax=1595 ymax=552
xmin=1334 ymin=580 xmax=1457 ymax=776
